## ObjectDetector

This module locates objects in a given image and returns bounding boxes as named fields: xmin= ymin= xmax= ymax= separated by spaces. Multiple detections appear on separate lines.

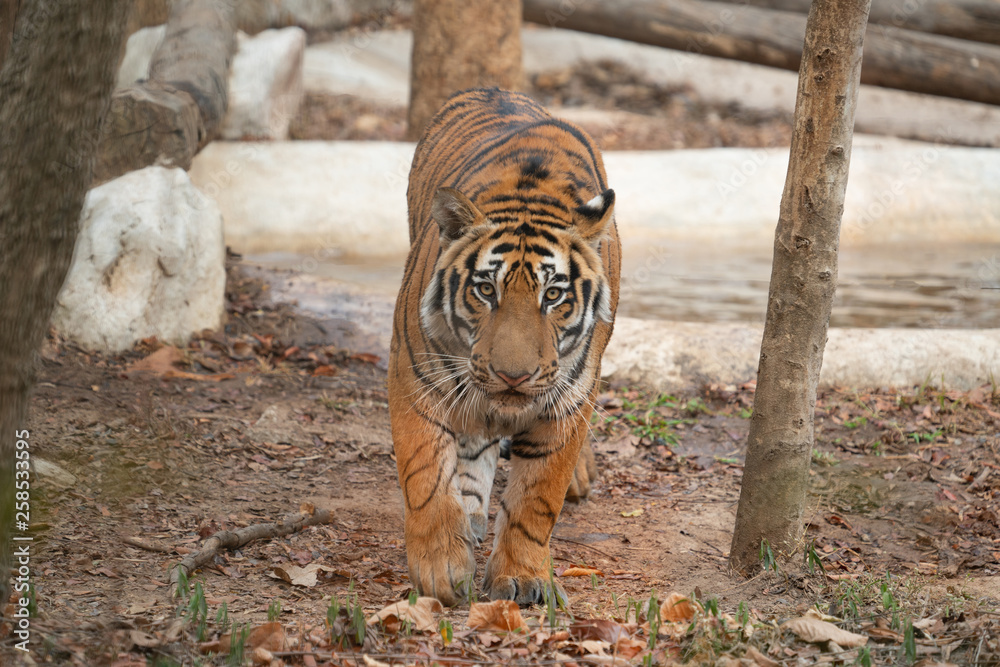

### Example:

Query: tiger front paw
xmin=483 ymin=552 xmax=567 ymax=607
xmin=565 ymin=441 xmax=598 ymax=501
xmin=404 ymin=502 xmax=477 ymax=606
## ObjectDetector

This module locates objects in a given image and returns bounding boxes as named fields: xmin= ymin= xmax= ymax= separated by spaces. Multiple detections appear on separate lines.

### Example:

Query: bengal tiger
xmin=388 ymin=88 xmax=621 ymax=606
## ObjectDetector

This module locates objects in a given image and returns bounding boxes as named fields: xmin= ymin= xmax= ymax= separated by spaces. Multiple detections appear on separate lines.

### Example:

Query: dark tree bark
xmin=407 ymin=0 xmax=523 ymax=140
xmin=729 ymin=0 xmax=870 ymax=575
xmin=0 ymin=0 xmax=17 ymax=67
xmin=712 ymin=0 xmax=1000 ymax=46
xmin=0 ymin=0 xmax=128 ymax=612
xmin=523 ymin=0 xmax=1000 ymax=107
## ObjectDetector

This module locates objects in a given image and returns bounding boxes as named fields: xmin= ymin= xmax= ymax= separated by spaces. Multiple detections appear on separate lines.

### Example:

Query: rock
xmin=32 ymin=458 xmax=77 ymax=491
xmin=51 ymin=167 xmax=226 ymax=352
xmin=222 ymin=28 xmax=306 ymax=140
xmin=116 ymin=24 xmax=167 ymax=89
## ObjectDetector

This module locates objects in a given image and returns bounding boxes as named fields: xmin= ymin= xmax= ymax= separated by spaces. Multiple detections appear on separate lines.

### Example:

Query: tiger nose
xmin=494 ymin=368 xmax=534 ymax=388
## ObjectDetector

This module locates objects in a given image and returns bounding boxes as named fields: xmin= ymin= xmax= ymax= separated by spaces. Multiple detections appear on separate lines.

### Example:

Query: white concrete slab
xmin=188 ymin=141 xmax=1000 ymax=257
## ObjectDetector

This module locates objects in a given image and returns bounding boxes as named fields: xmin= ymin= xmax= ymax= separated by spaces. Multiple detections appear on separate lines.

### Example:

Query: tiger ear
xmin=431 ymin=187 xmax=486 ymax=246
xmin=574 ymin=189 xmax=615 ymax=246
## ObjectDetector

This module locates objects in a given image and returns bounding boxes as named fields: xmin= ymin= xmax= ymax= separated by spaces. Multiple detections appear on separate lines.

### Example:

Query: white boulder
xmin=222 ymin=28 xmax=307 ymax=140
xmin=51 ymin=167 xmax=226 ymax=353
xmin=116 ymin=24 xmax=166 ymax=89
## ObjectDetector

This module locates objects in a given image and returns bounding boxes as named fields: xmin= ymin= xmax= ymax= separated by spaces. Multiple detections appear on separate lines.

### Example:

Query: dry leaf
xmin=363 ymin=656 xmax=392 ymax=667
xmin=126 ymin=346 xmax=183 ymax=375
xmin=251 ymin=646 xmax=273 ymax=666
xmin=744 ymin=645 xmax=780 ymax=667
xmin=129 ymin=630 xmax=161 ymax=649
xmin=248 ymin=622 xmax=287 ymax=652
xmin=660 ymin=592 xmax=696 ymax=623
xmin=467 ymin=600 xmax=527 ymax=632
xmin=867 ymin=626 xmax=904 ymax=642
xmin=580 ymin=639 xmax=610 ymax=655
xmin=621 ymin=508 xmax=643 ymax=517
xmin=351 ymin=353 xmax=381 ymax=364
xmin=569 ymin=620 xmax=630 ymax=644
xmin=367 ymin=597 xmax=443 ymax=633
xmin=269 ymin=563 xmax=335 ymax=588
xmin=782 ymin=616 xmax=868 ymax=648
xmin=562 ymin=567 xmax=604 ymax=577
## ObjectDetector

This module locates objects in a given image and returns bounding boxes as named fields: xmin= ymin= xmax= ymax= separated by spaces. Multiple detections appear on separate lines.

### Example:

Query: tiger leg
xmin=392 ymin=408 xmax=476 ymax=606
xmin=483 ymin=415 xmax=589 ymax=606
xmin=456 ymin=436 xmax=500 ymax=543
xmin=566 ymin=439 xmax=598 ymax=502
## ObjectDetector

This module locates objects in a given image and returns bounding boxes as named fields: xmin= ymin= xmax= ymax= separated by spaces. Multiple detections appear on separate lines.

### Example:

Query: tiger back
xmin=388 ymin=88 xmax=621 ymax=606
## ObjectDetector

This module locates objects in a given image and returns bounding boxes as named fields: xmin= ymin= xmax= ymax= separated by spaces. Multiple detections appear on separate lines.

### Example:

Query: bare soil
xmin=2 ymin=263 xmax=998 ymax=666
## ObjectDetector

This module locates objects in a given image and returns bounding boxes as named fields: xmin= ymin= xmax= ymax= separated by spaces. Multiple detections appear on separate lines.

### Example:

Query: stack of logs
xmin=523 ymin=0 xmax=1000 ymax=107
xmin=96 ymin=0 xmax=235 ymax=184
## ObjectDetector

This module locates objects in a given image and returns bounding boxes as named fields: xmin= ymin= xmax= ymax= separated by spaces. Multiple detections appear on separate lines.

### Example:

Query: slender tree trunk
xmin=729 ymin=0 xmax=871 ymax=576
xmin=0 ymin=0 xmax=127 ymax=612
xmin=406 ymin=0 xmax=523 ymax=140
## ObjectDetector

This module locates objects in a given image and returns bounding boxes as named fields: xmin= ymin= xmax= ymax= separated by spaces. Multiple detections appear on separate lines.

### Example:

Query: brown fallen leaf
xmin=270 ymin=563 xmax=336 ymax=588
xmin=367 ymin=597 xmax=443 ymax=633
xmin=660 ymin=592 xmax=697 ymax=623
xmin=126 ymin=346 xmax=183 ymax=376
xmin=467 ymin=600 xmax=527 ymax=632
xmin=351 ymin=353 xmax=381 ymax=364
xmin=251 ymin=646 xmax=273 ymax=666
xmin=202 ymin=622 xmax=287 ymax=656
xmin=312 ymin=364 xmax=338 ymax=377
xmin=868 ymin=626 xmax=904 ymax=643
xmin=782 ymin=616 xmax=868 ymax=648
xmin=562 ymin=567 xmax=604 ymax=577
xmin=744 ymin=645 xmax=780 ymax=667
xmin=129 ymin=630 xmax=161 ymax=649
xmin=569 ymin=619 xmax=630 ymax=644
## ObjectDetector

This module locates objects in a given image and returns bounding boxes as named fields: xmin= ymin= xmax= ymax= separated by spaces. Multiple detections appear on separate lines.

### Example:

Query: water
xmin=248 ymin=240 xmax=1000 ymax=329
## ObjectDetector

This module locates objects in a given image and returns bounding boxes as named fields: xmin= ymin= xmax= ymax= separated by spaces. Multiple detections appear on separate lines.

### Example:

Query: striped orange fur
xmin=389 ymin=88 xmax=621 ymax=606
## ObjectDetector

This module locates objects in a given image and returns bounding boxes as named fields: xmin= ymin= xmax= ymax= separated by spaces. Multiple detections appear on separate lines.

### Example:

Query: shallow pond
xmin=248 ymin=240 xmax=1000 ymax=329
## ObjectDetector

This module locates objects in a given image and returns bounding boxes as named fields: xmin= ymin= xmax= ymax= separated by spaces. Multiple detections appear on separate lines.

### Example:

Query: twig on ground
xmin=123 ymin=536 xmax=175 ymax=554
xmin=167 ymin=508 xmax=333 ymax=597
xmin=551 ymin=535 xmax=620 ymax=561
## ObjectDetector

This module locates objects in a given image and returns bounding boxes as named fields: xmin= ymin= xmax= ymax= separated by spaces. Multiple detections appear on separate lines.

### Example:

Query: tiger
xmin=388 ymin=88 xmax=621 ymax=606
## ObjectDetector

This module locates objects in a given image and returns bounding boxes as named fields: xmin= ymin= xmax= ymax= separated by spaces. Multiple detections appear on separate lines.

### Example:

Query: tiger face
xmin=420 ymin=187 xmax=615 ymax=425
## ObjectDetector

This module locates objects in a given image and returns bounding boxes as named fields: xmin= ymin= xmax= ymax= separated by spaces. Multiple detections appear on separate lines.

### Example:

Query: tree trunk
xmin=712 ymin=0 xmax=1000 ymax=46
xmin=728 ymin=0 xmax=870 ymax=576
xmin=0 ymin=0 xmax=127 ymax=612
xmin=407 ymin=0 xmax=523 ymax=140
xmin=523 ymin=0 xmax=1000 ymax=107
xmin=0 ymin=0 xmax=17 ymax=68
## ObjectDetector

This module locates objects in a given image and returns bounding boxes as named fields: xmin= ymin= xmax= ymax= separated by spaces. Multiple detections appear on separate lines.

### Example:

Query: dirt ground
xmin=2 ymin=263 xmax=998 ymax=667
xmin=289 ymin=58 xmax=794 ymax=151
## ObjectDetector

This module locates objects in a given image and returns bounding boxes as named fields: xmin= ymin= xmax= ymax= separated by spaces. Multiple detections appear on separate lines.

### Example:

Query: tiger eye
xmin=477 ymin=283 xmax=495 ymax=298
xmin=545 ymin=287 xmax=563 ymax=302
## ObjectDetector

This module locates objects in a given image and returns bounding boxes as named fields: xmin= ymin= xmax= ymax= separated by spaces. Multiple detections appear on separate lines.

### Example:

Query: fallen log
xmin=96 ymin=0 xmax=236 ymax=184
xmin=712 ymin=0 xmax=1000 ymax=46
xmin=524 ymin=0 xmax=1000 ymax=107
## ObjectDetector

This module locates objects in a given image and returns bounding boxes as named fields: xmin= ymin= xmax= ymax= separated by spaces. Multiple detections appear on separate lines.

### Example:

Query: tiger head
xmin=420 ymin=186 xmax=616 ymax=423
